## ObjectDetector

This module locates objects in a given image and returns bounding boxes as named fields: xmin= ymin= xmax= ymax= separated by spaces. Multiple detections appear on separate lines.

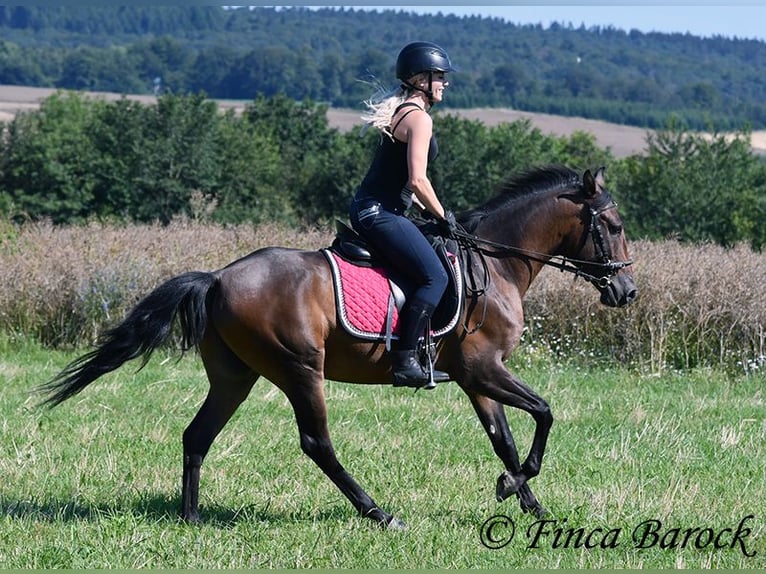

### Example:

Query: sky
xmin=353 ymin=5 xmax=766 ymax=42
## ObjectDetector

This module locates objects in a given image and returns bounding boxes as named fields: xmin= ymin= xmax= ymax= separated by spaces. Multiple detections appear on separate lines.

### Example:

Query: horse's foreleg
xmin=464 ymin=362 xmax=553 ymax=514
xmin=493 ymin=372 xmax=552 ymax=479
xmin=284 ymin=380 xmax=405 ymax=529
xmin=467 ymin=392 xmax=547 ymax=517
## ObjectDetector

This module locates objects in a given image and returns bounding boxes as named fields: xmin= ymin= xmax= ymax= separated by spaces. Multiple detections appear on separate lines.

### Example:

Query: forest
xmin=1 ymin=6 xmax=765 ymax=250
xmin=1 ymin=6 xmax=766 ymax=130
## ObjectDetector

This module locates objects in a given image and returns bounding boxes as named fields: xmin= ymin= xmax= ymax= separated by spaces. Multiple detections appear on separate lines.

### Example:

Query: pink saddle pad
xmin=324 ymin=251 xmax=400 ymax=339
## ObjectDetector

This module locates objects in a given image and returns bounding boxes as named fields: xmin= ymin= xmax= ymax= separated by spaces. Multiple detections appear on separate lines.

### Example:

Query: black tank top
xmin=355 ymin=102 xmax=438 ymax=213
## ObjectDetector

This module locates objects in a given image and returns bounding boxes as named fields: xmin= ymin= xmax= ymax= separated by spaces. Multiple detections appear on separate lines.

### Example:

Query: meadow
xmin=0 ymin=343 xmax=763 ymax=568
xmin=0 ymin=219 xmax=765 ymax=568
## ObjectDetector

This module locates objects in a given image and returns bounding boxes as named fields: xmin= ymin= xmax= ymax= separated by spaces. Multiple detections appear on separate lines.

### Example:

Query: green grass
xmin=1 ymin=342 xmax=764 ymax=568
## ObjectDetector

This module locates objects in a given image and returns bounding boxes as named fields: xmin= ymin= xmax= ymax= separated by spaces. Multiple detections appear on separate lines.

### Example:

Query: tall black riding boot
xmin=391 ymin=349 xmax=430 ymax=388
xmin=391 ymin=301 xmax=450 ymax=389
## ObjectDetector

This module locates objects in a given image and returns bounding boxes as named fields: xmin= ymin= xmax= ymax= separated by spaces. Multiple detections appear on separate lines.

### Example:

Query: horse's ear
xmin=594 ymin=166 xmax=607 ymax=190
xmin=582 ymin=169 xmax=596 ymax=196
xmin=583 ymin=166 xmax=607 ymax=197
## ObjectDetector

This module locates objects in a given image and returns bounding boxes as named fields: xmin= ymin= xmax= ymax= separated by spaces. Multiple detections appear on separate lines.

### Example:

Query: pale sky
xmin=353 ymin=5 xmax=766 ymax=42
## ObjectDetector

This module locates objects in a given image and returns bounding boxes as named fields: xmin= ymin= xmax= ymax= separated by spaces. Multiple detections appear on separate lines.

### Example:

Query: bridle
xmin=401 ymin=71 xmax=438 ymax=107
xmin=456 ymin=194 xmax=632 ymax=286
xmin=451 ymin=194 xmax=633 ymax=334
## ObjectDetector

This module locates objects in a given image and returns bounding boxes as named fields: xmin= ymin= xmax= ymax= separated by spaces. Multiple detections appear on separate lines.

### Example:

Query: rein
xmin=452 ymin=200 xmax=633 ymax=334
xmin=455 ymin=201 xmax=633 ymax=288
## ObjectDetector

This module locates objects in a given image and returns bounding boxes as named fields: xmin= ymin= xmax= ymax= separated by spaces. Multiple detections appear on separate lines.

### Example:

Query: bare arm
xmin=399 ymin=110 xmax=446 ymax=219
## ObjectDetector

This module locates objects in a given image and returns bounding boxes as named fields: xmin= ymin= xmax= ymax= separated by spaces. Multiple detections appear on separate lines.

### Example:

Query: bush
xmin=613 ymin=123 xmax=766 ymax=251
xmin=2 ymin=93 xmax=764 ymax=252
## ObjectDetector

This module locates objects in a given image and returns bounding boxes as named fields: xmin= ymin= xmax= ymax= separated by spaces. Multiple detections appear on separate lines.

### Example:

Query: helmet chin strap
xmin=401 ymin=72 xmax=435 ymax=106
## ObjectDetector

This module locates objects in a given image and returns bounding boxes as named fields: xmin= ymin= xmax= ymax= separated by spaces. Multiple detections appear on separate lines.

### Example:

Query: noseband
xmin=583 ymin=195 xmax=634 ymax=288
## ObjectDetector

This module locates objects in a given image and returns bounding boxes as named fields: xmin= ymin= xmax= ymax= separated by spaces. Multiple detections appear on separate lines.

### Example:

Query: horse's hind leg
xmin=181 ymin=331 xmax=258 ymax=523
xmin=281 ymin=374 xmax=405 ymax=529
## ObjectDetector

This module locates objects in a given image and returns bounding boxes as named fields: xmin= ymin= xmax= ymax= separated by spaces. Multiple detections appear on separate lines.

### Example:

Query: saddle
xmin=322 ymin=219 xmax=463 ymax=349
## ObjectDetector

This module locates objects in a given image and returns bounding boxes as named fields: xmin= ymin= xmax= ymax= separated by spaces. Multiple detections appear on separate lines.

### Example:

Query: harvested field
xmin=3 ymin=84 xmax=764 ymax=158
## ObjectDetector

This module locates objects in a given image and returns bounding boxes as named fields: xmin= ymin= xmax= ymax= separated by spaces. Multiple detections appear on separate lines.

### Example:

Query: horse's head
xmin=570 ymin=167 xmax=638 ymax=307
xmin=457 ymin=164 xmax=637 ymax=308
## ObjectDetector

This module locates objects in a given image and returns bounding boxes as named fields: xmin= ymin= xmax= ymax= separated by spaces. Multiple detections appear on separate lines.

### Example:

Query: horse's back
xmin=218 ymin=246 xmax=333 ymax=316
xmin=220 ymin=246 xmax=324 ymax=284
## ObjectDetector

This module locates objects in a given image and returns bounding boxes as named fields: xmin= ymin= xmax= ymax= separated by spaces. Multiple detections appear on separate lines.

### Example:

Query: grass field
xmin=0 ymin=342 xmax=764 ymax=568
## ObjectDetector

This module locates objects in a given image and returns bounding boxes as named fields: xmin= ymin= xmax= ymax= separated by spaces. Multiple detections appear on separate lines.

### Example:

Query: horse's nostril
xmin=625 ymin=288 xmax=638 ymax=304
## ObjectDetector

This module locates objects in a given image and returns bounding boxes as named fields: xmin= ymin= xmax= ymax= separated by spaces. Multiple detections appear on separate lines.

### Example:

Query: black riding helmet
xmin=395 ymin=41 xmax=455 ymax=105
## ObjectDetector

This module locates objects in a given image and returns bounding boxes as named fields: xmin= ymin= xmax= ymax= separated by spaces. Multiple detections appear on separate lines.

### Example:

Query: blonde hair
xmin=359 ymin=73 xmax=428 ymax=136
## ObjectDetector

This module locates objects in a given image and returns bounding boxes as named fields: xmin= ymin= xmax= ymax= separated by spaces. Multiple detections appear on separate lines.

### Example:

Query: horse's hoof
xmin=386 ymin=517 xmax=408 ymax=530
xmin=181 ymin=512 xmax=201 ymax=525
xmin=496 ymin=471 xmax=523 ymax=502
xmin=532 ymin=504 xmax=547 ymax=518
xmin=515 ymin=487 xmax=547 ymax=518
xmin=520 ymin=501 xmax=547 ymax=518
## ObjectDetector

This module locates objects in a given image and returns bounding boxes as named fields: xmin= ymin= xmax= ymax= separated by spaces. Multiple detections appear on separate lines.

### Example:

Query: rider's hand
xmin=439 ymin=210 xmax=458 ymax=238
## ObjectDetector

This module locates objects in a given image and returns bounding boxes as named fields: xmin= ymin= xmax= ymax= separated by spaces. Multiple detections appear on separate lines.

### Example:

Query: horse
xmin=37 ymin=164 xmax=637 ymax=528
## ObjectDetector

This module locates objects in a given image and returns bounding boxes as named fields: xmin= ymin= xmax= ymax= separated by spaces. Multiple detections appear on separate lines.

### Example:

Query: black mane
xmin=459 ymin=165 xmax=581 ymax=233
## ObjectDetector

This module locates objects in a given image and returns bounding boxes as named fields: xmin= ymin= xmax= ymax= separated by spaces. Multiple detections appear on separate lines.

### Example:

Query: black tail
xmin=36 ymin=271 xmax=218 ymax=408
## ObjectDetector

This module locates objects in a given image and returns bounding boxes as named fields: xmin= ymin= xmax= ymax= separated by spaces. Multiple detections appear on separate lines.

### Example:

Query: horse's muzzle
xmin=599 ymin=273 xmax=638 ymax=307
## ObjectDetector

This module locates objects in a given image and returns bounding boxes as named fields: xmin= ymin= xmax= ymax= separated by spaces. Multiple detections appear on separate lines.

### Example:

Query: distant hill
xmin=1 ymin=6 xmax=765 ymax=131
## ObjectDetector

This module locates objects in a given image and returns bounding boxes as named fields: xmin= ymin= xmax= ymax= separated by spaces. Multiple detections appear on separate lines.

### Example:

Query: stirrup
xmin=419 ymin=354 xmax=449 ymax=391
xmin=391 ymin=363 xmax=448 ymax=391
xmin=418 ymin=321 xmax=450 ymax=390
xmin=393 ymin=374 xmax=433 ymax=389
xmin=392 ymin=363 xmax=433 ymax=389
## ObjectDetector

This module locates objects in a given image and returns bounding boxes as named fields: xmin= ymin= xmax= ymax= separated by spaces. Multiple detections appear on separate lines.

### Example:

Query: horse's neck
xmin=484 ymin=199 xmax=566 ymax=251
xmin=477 ymin=202 xmax=568 ymax=295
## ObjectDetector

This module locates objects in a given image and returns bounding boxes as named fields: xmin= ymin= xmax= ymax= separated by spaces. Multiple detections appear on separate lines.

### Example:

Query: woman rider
xmin=349 ymin=41 xmax=458 ymax=389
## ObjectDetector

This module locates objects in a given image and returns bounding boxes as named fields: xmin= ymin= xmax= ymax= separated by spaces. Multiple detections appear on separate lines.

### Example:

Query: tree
xmin=130 ymin=93 xmax=222 ymax=223
xmin=0 ymin=41 xmax=48 ymax=85
xmin=85 ymin=97 xmax=149 ymax=219
xmin=0 ymin=92 xmax=100 ymax=223
xmin=613 ymin=122 xmax=766 ymax=250
xmin=241 ymin=94 xmax=340 ymax=222
xmin=126 ymin=36 xmax=193 ymax=94
xmin=428 ymin=114 xmax=492 ymax=211
xmin=211 ymin=110 xmax=287 ymax=224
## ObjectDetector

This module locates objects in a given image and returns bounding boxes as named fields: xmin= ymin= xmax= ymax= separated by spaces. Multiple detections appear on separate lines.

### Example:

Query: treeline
xmin=1 ymin=92 xmax=764 ymax=250
xmin=1 ymin=6 xmax=766 ymax=130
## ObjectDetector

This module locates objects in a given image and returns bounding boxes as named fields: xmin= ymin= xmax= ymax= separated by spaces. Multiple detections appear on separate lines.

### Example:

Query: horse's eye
xmin=608 ymin=223 xmax=623 ymax=235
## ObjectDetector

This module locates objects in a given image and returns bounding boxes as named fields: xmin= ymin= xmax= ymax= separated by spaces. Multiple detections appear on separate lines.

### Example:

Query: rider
xmin=349 ymin=41 xmax=458 ymax=389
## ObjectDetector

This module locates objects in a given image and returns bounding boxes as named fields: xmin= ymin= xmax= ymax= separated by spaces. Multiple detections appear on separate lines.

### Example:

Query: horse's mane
xmin=458 ymin=164 xmax=581 ymax=233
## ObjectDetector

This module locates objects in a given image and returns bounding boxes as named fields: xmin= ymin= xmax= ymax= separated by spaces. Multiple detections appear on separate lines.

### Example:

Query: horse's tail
xmin=36 ymin=271 xmax=219 ymax=408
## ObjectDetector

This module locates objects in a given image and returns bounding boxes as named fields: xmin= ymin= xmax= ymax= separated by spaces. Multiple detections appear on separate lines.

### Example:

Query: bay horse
xmin=37 ymin=165 xmax=637 ymax=528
